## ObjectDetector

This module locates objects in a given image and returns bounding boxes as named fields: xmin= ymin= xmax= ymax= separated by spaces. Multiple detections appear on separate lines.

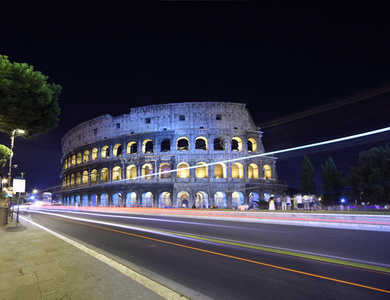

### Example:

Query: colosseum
xmin=60 ymin=102 xmax=286 ymax=208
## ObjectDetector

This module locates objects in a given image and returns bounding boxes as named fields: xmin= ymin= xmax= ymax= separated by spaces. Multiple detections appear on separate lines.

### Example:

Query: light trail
xmin=29 ymin=211 xmax=390 ymax=295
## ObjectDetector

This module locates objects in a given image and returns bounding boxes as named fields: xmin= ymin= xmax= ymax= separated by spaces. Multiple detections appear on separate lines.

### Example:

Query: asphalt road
xmin=21 ymin=208 xmax=390 ymax=299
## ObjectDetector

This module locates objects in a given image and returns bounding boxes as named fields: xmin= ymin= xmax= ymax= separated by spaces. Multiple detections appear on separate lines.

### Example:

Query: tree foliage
xmin=0 ymin=144 xmax=11 ymax=168
xmin=301 ymin=156 xmax=316 ymax=194
xmin=321 ymin=157 xmax=342 ymax=205
xmin=346 ymin=143 xmax=390 ymax=204
xmin=0 ymin=55 xmax=62 ymax=138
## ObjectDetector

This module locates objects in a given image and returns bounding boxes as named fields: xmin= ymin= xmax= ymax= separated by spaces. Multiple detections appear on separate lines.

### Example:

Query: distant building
xmin=60 ymin=102 xmax=286 ymax=208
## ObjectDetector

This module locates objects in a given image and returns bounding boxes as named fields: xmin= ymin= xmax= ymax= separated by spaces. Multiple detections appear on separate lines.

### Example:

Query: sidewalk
xmin=0 ymin=216 xmax=185 ymax=300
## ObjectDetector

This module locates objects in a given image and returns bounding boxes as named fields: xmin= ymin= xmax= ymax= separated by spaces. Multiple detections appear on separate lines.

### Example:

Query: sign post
xmin=13 ymin=177 xmax=26 ymax=223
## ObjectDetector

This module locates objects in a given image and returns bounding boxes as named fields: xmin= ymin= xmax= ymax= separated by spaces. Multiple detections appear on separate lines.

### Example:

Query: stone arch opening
xmin=83 ymin=150 xmax=90 ymax=162
xmin=113 ymin=144 xmax=123 ymax=157
xmin=142 ymin=163 xmax=154 ymax=179
xmin=177 ymin=162 xmax=190 ymax=178
xmin=248 ymin=163 xmax=259 ymax=179
xmin=126 ymin=165 xmax=137 ymax=179
xmin=91 ymin=169 xmax=98 ymax=183
xmin=112 ymin=166 xmax=122 ymax=181
xmin=142 ymin=192 xmax=154 ymax=207
xmin=127 ymin=141 xmax=138 ymax=154
xmin=196 ymin=191 xmax=209 ymax=208
xmin=77 ymin=153 xmax=82 ymax=164
xmin=214 ymin=191 xmax=226 ymax=208
xmin=159 ymin=191 xmax=171 ymax=207
xmin=263 ymin=164 xmax=272 ymax=180
xmin=143 ymin=139 xmax=154 ymax=153
xmin=178 ymin=191 xmax=190 ymax=208
xmin=161 ymin=139 xmax=170 ymax=152
xmin=214 ymin=137 xmax=225 ymax=151
xmin=231 ymin=137 xmax=242 ymax=151
xmin=101 ymin=146 xmax=110 ymax=158
xmin=214 ymin=163 xmax=226 ymax=179
xmin=159 ymin=163 xmax=171 ymax=178
xmin=232 ymin=191 xmax=244 ymax=207
xmin=82 ymin=171 xmax=88 ymax=184
xmin=232 ymin=162 xmax=244 ymax=179
xmin=126 ymin=192 xmax=137 ymax=207
xmin=248 ymin=138 xmax=257 ymax=152
xmin=100 ymin=193 xmax=108 ymax=207
xmin=177 ymin=137 xmax=189 ymax=151
xmin=195 ymin=137 xmax=207 ymax=150
xmin=196 ymin=162 xmax=208 ymax=178
xmin=100 ymin=168 xmax=109 ymax=182
xmin=92 ymin=148 xmax=98 ymax=160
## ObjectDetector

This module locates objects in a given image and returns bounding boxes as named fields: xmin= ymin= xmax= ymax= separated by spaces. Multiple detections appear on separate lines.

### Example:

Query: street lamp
xmin=8 ymin=129 xmax=25 ymax=185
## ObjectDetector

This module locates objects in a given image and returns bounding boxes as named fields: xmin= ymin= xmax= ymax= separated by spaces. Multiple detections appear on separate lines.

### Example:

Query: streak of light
xmin=39 ymin=213 xmax=390 ymax=294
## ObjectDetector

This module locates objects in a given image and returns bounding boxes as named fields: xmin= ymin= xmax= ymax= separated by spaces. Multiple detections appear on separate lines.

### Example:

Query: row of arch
xmin=62 ymin=190 xmax=263 ymax=208
xmin=62 ymin=161 xmax=273 ymax=188
xmin=63 ymin=136 xmax=259 ymax=170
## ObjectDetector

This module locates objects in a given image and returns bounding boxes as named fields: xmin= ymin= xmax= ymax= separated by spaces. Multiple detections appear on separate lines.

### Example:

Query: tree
xmin=301 ymin=156 xmax=316 ymax=194
xmin=346 ymin=143 xmax=390 ymax=204
xmin=0 ymin=55 xmax=62 ymax=138
xmin=321 ymin=157 xmax=342 ymax=205
xmin=0 ymin=144 xmax=11 ymax=168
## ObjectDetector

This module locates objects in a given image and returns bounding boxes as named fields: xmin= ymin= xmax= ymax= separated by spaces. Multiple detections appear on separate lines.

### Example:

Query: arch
xmin=263 ymin=164 xmax=272 ymax=180
xmin=232 ymin=191 xmax=244 ymax=207
xmin=112 ymin=192 xmax=123 ymax=207
xmin=126 ymin=165 xmax=137 ymax=179
xmin=82 ymin=171 xmax=89 ymax=183
xmin=77 ymin=153 xmax=82 ymax=164
xmin=249 ymin=192 xmax=260 ymax=208
xmin=196 ymin=162 xmax=208 ymax=178
xmin=231 ymin=137 xmax=242 ymax=151
xmin=92 ymin=148 xmax=98 ymax=160
xmin=90 ymin=194 xmax=97 ymax=207
xmin=82 ymin=194 xmax=88 ymax=206
xmin=177 ymin=137 xmax=189 ymax=151
xmin=126 ymin=192 xmax=137 ymax=207
xmin=142 ymin=139 xmax=154 ymax=153
xmin=91 ymin=169 xmax=98 ymax=183
xmin=127 ymin=141 xmax=138 ymax=154
xmin=159 ymin=191 xmax=171 ymax=207
xmin=112 ymin=166 xmax=122 ymax=181
xmin=195 ymin=137 xmax=207 ymax=150
xmin=159 ymin=163 xmax=171 ymax=179
xmin=196 ymin=191 xmax=209 ymax=208
xmin=71 ymin=155 xmax=76 ymax=165
xmin=177 ymin=191 xmax=189 ymax=208
xmin=113 ymin=144 xmax=123 ymax=157
xmin=70 ymin=195 xmax=74 ymax=205
xmin=214 ymin=163 xmax=226 ymax=179
xmin=141 ymin=163 xmax=154 ymax=179
xmin=76 ymin=172 xmax=81 ymax=185
xmin=142 ymin=192 xmax=154 ymax=207
xmin=214 ymin=191 xmax=226 ymax=208
xmin=161 ymin=139 xmax=171 ymax=152
xmin=101 ymin=146 xmax=110 ymax=158
xmin=83 ymin=150 xmax=90 ymax=162
xmin=214 ymin=137 xmax=225 ymax=151
xmin=75 ymin=195 xmax=81 ymax=205
xmin=63 ymin=159 xmax=67 ymax=170
xmin=248 ymin=163 xmax=259 ymax=179
xmin=100 ymin=193 xmax=108 ymax=207
xmin=70 ymin=174 xmax=75 ymax=186
xmin=100 ymin=168 xmax=109 ymax=182
xmin=177 ymin=162 xmax=190 ymax=178
xmin=232 ymin=162 xmax=244 ymax=179
xmin=248 ymin=138 xmax=257 ymax=152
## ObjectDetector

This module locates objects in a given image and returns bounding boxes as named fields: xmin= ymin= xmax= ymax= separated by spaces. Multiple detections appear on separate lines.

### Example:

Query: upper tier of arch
xmin=62 ymin=102 xmax=260 ymax=154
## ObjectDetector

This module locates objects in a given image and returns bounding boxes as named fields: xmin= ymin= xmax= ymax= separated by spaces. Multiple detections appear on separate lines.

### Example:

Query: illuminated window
xmin=82 ymin=171 xmax=89 ymax=183
xmin=92 ymin=148 xmax=98 ymax=160
xmin=142 ymin=139 xmax=154 ymax=153
xmin=127 ymin=142 xmax=138 ymax=154
xmin=100 ymin=168 xmax=109 ymax=182
xmin=195 ymin=137 xmax=207 ymax=150
xmin=214 ymin=163 xmax=226 ymax=179
xmin=248 ymin=138 xmax=257 ymax=152
xmin=126 ymin=165 xmax=137 ymax=179
xmin=112 ymin=166 xmax=122 ymax=181
xmin=177 ymin=162 xmax=189 ymax=178
xmin=77 ymin=153 xmax=82 ymax=164
xmin=231 ymin=137 xmax=242 ymax=151
xmin=177 ymin=137 xmax=189 ymax=151
xmin=83 ymin=150 xmax=90 ymax=162
xmin=101 ymin=146 xmax=110 ymax=158
xmin=248 ymin=163 xmax=259 ymax=179
xmin=232 ymin=163 xmax=243 ymax=179
xmin=113 ymin=144 xmax=123 ymax=157
xmin=76 ymin=173 xmax=81 ymax=185
xmin=91 ymin=169 xmax=98 ymax=183
xmin=142 ymin=163 xmax=154 ymax=179
xmin=159 ymin=163 xmax=171 ymax=179
xmin=196 ymin=162 xmax=208 ymax=178
xmin=263 ymin=164 xmax=272 ymax=180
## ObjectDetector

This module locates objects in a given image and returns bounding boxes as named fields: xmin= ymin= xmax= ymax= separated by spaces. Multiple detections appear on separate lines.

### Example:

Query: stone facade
xmin=60 ymin=102 xmax=286 ymax=208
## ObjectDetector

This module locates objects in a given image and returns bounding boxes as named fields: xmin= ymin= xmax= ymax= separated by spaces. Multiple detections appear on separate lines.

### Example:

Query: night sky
xmin=1 ymin=2 xmax=390 ymax=193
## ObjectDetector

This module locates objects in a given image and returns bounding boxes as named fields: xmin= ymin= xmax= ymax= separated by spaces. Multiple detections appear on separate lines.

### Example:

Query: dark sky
xmin=1 ymin=2 xmax=390 ymax=193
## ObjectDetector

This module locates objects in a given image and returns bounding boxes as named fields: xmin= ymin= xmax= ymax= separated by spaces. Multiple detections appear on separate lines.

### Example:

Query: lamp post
xmin=8 ymin=129 xmax=25 ymax=185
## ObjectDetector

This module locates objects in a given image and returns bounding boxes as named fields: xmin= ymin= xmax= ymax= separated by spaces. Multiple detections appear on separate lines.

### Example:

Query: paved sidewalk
xmin=0 ymin=216 xmax=183 ymax=300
